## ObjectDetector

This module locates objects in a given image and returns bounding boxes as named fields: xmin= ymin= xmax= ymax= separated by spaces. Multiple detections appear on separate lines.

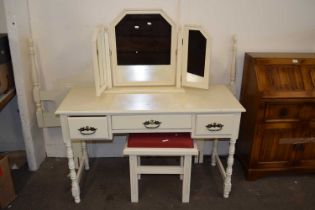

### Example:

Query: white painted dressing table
xmin=56 ymin=85 xmax=245 ymax=203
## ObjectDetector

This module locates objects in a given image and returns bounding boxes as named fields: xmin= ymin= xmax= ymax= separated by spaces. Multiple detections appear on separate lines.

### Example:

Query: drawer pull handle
xmin=279 ymin=108 xmax=288 ymax=117
xmin=143 ymin=120 xmax=162 ymax=129
xmin=293 ymin=144 xmax=305 ymax=151
xmin=292 ymin=59 xmax=299 ymax=64
xmin=206 ymin=123 xmax=224 ymax=131
xmin=78 ymin=126 xmax=97 ymax=135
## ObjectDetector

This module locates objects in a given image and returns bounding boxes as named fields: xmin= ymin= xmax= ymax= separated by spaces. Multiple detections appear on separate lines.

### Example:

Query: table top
xmin=56 ymin=85 xmax=245 ymax=115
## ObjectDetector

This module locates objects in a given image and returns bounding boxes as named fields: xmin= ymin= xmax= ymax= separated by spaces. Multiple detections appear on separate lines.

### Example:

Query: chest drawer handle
xmin=143 ymin=120 xmax=162 ymax=129
xmin=206 ymin=123 xmax=224 ymax=131
xmin=279 ymin=108 xmax=288 ymax=117
xmin=78 ymin=126 xmax=97 ymax=135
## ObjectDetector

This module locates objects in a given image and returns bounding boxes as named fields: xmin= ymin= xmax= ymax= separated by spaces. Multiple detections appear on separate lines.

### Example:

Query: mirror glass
xmin=115 ymin=14 xmax=172 ymax=65
xmin=187 ymin=30 xmax=206 ymax=77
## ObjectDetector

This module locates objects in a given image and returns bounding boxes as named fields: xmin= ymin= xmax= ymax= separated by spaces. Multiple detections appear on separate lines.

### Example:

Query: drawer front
xmin=112 ymin=114 xmax=192 ymax=130
xmin=265 ymin=104 xmax=301 ymax=120
xmin=195 ymin=114 xmax=235 ymax=136
xmin=68 ymin=116 xmax=109 ymax=140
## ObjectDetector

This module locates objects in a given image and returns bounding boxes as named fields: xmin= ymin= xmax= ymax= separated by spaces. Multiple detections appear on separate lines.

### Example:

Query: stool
xmin=123 ymin=133 xmax=198 ymax=203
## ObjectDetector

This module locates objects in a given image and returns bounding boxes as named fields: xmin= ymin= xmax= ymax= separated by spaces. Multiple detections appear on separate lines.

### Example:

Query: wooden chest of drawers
xmin=237 ymin=53 xmax=315 ymax=180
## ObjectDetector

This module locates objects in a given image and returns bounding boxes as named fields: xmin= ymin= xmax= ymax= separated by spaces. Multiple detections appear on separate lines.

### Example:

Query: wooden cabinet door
xmin=301 ymin=64 xmax=315 ymax=97
xmin=252 ymin=122 xmax=299 ymax=169
xmin=294 ymin=104 xmax=315 ymax=167
xmin=256 ymin=60 xmax=306 ymax=98
xmin=255 ymin=57 xmax=315 ymax=98
xmin=295 ymin=142 xmax=315 ymax=168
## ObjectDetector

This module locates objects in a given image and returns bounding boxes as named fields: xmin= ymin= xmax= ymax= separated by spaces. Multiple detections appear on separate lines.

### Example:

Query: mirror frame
xmin=181 ymin=25 xmax=211 ymax=89
xmin=109 ymin=10 xmax=177 ymax=87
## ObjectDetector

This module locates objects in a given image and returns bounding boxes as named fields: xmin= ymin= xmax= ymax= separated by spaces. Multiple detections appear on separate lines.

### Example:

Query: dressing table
xmin=55 ymin=10 xmax=245 ymax=203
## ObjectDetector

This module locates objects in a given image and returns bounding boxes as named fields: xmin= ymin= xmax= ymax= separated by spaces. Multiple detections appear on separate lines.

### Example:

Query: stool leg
xmin=211 ymin=139 xmax=218 ymax=166
xmin=180 ymin=156 xmax=183 ymax=180
xmin=129 ymin=155 xmax=139 ymax=202
xmin=137 ymin=157 xmax=141 ymax=180
xmin=182 ymin=155 xmax=192 ymax=203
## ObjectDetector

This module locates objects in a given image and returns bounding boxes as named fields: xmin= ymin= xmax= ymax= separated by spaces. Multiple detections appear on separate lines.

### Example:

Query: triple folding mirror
xmin=93 ymin=10 xmax=210 ymax=96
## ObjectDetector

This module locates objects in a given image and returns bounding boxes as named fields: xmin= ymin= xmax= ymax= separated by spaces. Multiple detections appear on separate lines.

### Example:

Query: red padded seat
xmin=127 ymin=133 xmax=193 ymax=148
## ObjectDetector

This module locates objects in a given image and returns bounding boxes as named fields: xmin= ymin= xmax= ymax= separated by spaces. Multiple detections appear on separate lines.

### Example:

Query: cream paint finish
xmin=3 ymin=0 xmax=46 ymax=170
xmin=56 ymin=85 xmax=244 ymax=115
xmin=110 ymin=10 xmax=177 ymax=87
xmin=56 ymin=85 xmax=244 ymax=202
xmin=27 ymin=0 xmax=315 ymax=157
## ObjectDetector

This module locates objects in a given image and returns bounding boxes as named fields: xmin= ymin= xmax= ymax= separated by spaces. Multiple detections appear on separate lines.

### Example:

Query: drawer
xmin=112 ymin=114 xmax=192 ymax=130
xmin=194 ymin=114 xmax=235 ymax=136
xmin=68 ymin=116 xmax=109 ymax=140
xmin=265 ymin=104 xmax=301 ymax=120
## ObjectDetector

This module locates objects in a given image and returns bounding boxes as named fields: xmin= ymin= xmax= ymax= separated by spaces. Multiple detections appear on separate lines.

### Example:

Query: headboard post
xmin=229 ymin=35 xmax=238 ymax=95
xmin=29 ymin=39 xmax=44 ymax=127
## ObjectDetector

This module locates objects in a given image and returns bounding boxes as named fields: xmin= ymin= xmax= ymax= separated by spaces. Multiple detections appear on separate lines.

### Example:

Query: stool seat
xmin=128 ymin=133 xmax=193 ymax=148
xmin=123 ymin=133 xmax=198 ymax=203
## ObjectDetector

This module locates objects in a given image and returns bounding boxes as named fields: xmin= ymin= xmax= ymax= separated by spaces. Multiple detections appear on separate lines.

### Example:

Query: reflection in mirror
xmin=115 ymin=14 xmax=171 ymax=65
xmin=187 ymin=30 xmax=206 ymax=77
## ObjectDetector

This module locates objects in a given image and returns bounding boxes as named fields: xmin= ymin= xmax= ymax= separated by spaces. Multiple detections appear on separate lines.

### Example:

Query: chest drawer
xmin=112 ymin=114 xmax=192 ymax=130
xmin=264 ymin=103 xmax=315 ymax=121
xmin=68 ymin=116 xmax=109 ymax=140
xmin=265 ymin=104 xmax=301 ymax=120
xmin=194 ymin=114 xmax=235 ymax=136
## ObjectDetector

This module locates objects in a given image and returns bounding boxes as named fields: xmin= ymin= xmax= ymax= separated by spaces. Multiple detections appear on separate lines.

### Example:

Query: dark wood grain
xmin=237 ymin=53 xmax=315 ymax=180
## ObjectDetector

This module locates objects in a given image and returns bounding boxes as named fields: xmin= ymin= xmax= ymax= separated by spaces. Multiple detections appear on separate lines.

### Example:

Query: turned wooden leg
xmin=223 ymin=138 xmax=236 ymax=198
xmin=211 ymin=139 xmax=218 ymax=166
xmin=66 ymin=142 xmax=81 ymax=203
xmin=81 ymin=141 xmax=89 ymax=170
xmin=129 ymin=155 xmax=139 ymax=203
xmin=72 ymin=142 xmax=82 ymax=169
xmin=182 ymin=155 xmax=192 ymax=203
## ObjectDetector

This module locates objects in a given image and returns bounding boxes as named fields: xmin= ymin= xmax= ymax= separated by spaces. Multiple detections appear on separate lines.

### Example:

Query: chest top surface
xmin=56 ymin=85 xmax=245 ymax=115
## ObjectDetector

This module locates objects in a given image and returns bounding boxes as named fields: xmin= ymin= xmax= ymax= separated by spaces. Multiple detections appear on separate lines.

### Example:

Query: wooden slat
xmin=137 ymin=165 xmax=183 ymax=174
xmin=215 ymin=154 xmax=226 ymax=179
xmin=0 ymin=88 xmax=15 ymax=111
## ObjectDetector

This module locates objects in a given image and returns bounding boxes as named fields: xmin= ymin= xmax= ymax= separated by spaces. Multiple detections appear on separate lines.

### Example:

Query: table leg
xmin=66 ymin=142 xmax=81 ymax=203
xmin=182 ymin=155 xmax=192 ymax=203
xmin=81 ymin=141 xmax=89 ymax=170
xmin=129 ymin=155 xmax=139 ymax=202
xmin=223 ymin=138 xmax=236 ymax=198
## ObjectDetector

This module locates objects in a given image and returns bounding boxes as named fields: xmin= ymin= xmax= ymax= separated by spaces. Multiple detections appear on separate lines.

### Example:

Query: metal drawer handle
xmin=143 ymin=120 xmax=162 ymax=129
xmin=78 ymin=126 xmax=97 ymax=135
xmin=293 ymin=144 xmax=305 ymax=151
xmin=279 ymin=108 xmax=288 ymax=117
xmin=292 ymin=59 xmax=299 ymax=64
xmin=206 ymin=123 xmax=224 ymax=131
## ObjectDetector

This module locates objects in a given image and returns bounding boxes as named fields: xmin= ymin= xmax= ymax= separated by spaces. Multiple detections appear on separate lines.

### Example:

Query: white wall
xmin=181 ymin=0 xmax=315 ymax=95
xmin=0 ymin=0 xmax=7 ymax=33
xmin=27 ymin=0 xmax=315 ymax=157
